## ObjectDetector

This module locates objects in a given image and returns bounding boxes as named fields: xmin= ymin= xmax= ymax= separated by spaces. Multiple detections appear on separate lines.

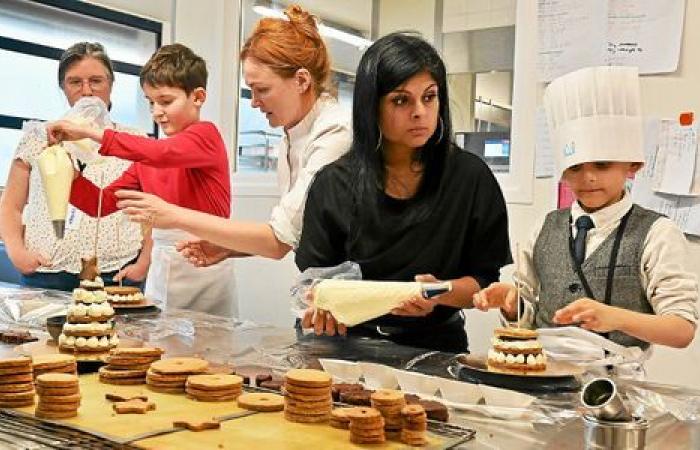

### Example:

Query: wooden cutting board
xmin=12 ymin=374 xmax=451 ymax=449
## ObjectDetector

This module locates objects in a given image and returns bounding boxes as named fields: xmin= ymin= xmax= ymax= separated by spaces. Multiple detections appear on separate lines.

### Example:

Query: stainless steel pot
xmin=583 ymin=414 xmax=649 ymax=450
xmin=581 ymin=378 xmax=633 ymax=421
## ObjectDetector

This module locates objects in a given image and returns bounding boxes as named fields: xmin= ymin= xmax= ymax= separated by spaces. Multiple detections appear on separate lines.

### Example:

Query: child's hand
xmin=472 ymin=282 xmax=517 ymax=313
xmin=553 ymin=298 xmax=622 ymax=333
xmin=46 ymin=120 xmax=102 ymax=145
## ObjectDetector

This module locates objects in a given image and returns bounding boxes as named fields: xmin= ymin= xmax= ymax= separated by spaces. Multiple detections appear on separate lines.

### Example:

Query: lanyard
xmin=568 ymin=208 xmax=633 ymax=305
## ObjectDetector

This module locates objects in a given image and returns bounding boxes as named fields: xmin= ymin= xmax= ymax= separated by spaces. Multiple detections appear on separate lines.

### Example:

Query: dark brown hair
xmin=241 ymin=4 xmax=330 ymax=95
xmin=58 ymin=42 xmax=114 ymax=88
xmin=139 ymin=43 xmax=207 ymax=93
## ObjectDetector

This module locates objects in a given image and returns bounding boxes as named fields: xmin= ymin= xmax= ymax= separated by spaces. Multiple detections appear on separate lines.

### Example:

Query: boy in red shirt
xmin=46 ymin=43 xmax=235 ymax=316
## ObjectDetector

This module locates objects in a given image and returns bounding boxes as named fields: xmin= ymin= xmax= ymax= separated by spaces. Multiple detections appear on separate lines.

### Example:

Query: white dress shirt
xmin=269 ymin=93 xmax=352 ymax=248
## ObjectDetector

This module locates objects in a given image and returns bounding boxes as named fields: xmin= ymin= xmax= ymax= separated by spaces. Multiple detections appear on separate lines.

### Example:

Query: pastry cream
xmin=312 ymin=279 xmax=422 ymax=326
xmin=37 ymin=145 xmax=73 ymax=222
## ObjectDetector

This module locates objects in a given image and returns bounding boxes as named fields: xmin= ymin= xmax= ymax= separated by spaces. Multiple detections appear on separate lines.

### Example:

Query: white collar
xmin=571 ymin=191 xmax=633 ymax=231
xmin=284 ymin=93 xmax=335 ymax=146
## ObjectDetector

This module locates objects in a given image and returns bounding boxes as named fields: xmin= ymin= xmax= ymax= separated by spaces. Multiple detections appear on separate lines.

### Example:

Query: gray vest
xmin=533 ymin=204 xmax=662 ymax=349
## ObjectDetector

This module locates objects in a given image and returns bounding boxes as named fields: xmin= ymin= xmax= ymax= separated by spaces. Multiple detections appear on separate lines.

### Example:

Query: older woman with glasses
xmin=0 ymin=42 xmax=149 ymax=291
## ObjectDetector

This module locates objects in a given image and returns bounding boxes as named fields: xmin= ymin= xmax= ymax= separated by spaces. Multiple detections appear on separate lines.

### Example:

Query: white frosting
xmin=99 ymin=336 xmax=110 ymax=348
xmin=58 ymin=334 xmax=67 ymax=345
xmin=110 ymin=335 xmax=120 ymax=346
xmin=73 ymin=288 xmax=107 ymax=304
xmin=69 ymin=304 xmax=88 ymax=316
xmin=489 ymin=349 xmax=546 ymax=366
xmin=87 ymin=336 xmax=99 ymax=348
xmin=491 ymin=337 xmax=542 ymax=350
xmin=65 ymin=335 xmax=76 ymax=346
xmin=75 ymin=337 xmax=87 ymax=347
xmin=108 ymin=292 xmax=145 ymax=303
xmin=63 ymin=321 xmax=112 ymax=333
xmin=80 ymin=276 xmax=104 ymax=289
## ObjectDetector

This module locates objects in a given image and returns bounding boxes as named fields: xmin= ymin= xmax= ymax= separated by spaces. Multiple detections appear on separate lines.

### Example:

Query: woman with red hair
xmin=116 ymin=4 xmax=351 ymax=264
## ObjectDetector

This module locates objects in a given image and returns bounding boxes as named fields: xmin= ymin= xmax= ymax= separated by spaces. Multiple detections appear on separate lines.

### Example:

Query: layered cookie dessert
xmin=58 ymin=285 xmax=118 ymax=353
xmin=105 ymin=286 xmax=146 ymax=305
xmin=79 ymin=275 xmax=105 ymax=291
xmin=487 ymin=327 xmax=546 ymax=373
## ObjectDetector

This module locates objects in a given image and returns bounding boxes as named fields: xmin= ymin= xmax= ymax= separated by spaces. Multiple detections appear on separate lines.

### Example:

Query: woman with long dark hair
xmin=295 ymin=33 xmax=511 ymax=353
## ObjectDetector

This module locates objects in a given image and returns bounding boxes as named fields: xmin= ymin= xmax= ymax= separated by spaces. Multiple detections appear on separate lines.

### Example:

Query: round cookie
xmin=150 ymin=357 xmax=208 ymax=375
xmin=110 ymin=347 xmax=164 ymax=358
xmin=283 ymin=411 xmax=331 ymax=423
xmin=237 ymin=393 xmax=285 ymax=412
xmin=0 ymin=373 xmax=33 ymax=384
xmin=37 ymin=393 xmax=82 ymax=404
xmin=36 ymin=386 xmax=80 ymax=396
xmin=345 ymin=406 xmax=383 ymax=424
xmin=36 ymin=373 xmax=78 ymax=388
xmin=99 ymin=367 xmax=148 ymax=379
xmin=0 ymin=382 xmax=35 ymax=393
xmin=186 ymin=374 xmax=243 ymax=391
xmin=0 ymin=356 xmax=32 ymax=369
xmin=35 ymin=409 xmax=78 ymax=419
xmin=284 ymin=369 xmax=331 ymax=388
xmin=0 ymin=365 xmax=32 ymax=376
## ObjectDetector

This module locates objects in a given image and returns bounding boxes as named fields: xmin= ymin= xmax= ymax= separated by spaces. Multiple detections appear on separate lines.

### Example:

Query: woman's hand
xmin=10 ymin=248 xmax=51 ymax=275
xmin=553 ymin=298 xmax=623 ymax=333
xmin=113 ymin=261 xmax=149 ymax=283
xmin=46 ymin=120 xmax=102 ymax=145
xmin=390 ymin=295 xmax=436 ymax=317
xmin=301 ymin=307 xmax=347 ymax=336
xmin=115 ymin=190 xmax=180 ymax=229
xmin=176 ymin=240 xmax=232 ymax=267
xmin=472 ymin=282 xmax=518 ymax=313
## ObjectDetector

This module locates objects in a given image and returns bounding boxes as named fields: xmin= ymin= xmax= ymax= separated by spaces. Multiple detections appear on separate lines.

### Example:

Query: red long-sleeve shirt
xmin=70 ymin=121 xmax=231 ymax=218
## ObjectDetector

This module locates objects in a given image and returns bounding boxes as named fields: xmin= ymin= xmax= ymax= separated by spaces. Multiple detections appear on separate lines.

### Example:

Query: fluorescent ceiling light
xmin=252 ymin=4 xmax=372 ymax=50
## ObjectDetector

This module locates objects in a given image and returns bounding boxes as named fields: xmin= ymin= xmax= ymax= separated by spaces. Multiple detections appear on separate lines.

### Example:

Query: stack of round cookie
xmin=99 ymin=347 xmax=164 ymax=385
xmin=35 ymin=373 xmax=80 ymax=419
xmin=400 ymin=404 xmax=428 ymax=446
xmin=185 ymin=374 xmax=243 ymax=402
xmin=346 ymin=406 xmax=386 ymax=445
xmin=58 ymin=287 xmax=118 ymax=354
xmin=329 ymin=407 xmax=351 ymax=429
xmin=104 ymin=286 xmax=146 ymax=306
xmin=146 ymin=357 xmax=209 ymax=394
xmin=0 ymin=357 xmax=35 ymax=409
xmin=283 ymin=368 xmax=332 ymax=423
xmin=370 ymin=389 xmax=406 ymax=436
xmin=32 ymin=355 xmax=77 ymax=378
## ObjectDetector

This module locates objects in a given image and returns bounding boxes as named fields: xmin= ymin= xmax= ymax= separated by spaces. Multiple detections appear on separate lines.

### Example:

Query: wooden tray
xmin=453 ymin=354 xmax=582 ymax=393
xmin=15 ymin=337 xmax=143 ymax=362
xmin=8 ymin=374 xmax=461 ymax=450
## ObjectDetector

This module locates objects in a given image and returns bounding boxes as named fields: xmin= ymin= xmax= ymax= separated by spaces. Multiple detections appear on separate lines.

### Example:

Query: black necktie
xmin=573 ymin=215 xmax=595 ymax=266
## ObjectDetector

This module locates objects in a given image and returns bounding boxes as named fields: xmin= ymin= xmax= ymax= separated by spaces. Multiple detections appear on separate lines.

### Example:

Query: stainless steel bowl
xmin=583 ymin=414 xmax=648 ymax=450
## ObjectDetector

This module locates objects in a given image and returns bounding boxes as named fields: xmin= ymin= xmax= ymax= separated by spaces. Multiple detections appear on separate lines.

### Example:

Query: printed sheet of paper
xmin=535 ymin=108 xmax=555 ymax=178
xmin=538 ymin=0 xmax=686 ymax=81
xmin=631 ymin=119 xmax=700 ymax=236
xmin=538 ymin=0 xmax=607 ymax=82
xmin=652 ymin=121 xmax=698 ymax=196
xmin=606 ymin=0 xmax=685 ymax=73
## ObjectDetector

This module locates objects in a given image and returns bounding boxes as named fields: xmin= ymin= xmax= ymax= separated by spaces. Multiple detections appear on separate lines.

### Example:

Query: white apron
xmin=145 ymin=228 xmax=238 ymax=317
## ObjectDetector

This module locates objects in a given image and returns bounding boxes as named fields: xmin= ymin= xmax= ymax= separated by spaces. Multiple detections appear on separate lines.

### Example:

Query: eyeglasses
xmin=64 ymin=76 xmax=110 ymax=92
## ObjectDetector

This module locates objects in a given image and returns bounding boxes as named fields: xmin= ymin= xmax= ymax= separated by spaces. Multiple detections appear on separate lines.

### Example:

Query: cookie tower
xmin=35 ymin=373 xmax=81 ymax=419
xmin=99 ymin=347 xmax=164 ymax=385
xmin=487 ymin=327 xmax=547 ymax=373
xmin=0 ymin=357 xmax=35 ymax=409
xmin=58 ymin=282 xmax=119 ymax=354
xmin=400 ymin=404 xmax=429 ymax=446
xmin=283 ymin=368 xmax=333 ymax=423
xmin=346 ymin=406 xmax=386 ymax=445
xmin=370 ymin=389 xmax=407 ymax=437
xmin=146 ymin=357 xmax=209 ymax=393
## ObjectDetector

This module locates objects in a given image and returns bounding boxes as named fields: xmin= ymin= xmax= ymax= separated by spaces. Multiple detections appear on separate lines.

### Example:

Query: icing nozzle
xmin=52 ymin=220 xmax=66 ymax=239
xmin=422 ymin=282 xmax=452 ymax=299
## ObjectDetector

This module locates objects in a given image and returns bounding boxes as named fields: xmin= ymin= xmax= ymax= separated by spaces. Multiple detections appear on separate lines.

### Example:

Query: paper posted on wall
xmin=631 ymin=118 xmax=700 ymax=236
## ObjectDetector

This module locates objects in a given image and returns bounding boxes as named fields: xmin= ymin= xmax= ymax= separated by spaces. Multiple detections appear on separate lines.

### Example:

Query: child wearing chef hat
xmin=474 ymin=66 xmax=697 ymax=349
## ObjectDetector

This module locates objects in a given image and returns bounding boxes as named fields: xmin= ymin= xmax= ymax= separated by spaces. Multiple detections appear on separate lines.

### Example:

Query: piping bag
xmin=312 ymin=279 xmax=452 ymax=327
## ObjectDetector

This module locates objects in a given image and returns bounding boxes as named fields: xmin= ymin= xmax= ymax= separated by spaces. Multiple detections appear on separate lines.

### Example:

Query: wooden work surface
xmin=10 ymin=374 xmax=454 ymax=449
